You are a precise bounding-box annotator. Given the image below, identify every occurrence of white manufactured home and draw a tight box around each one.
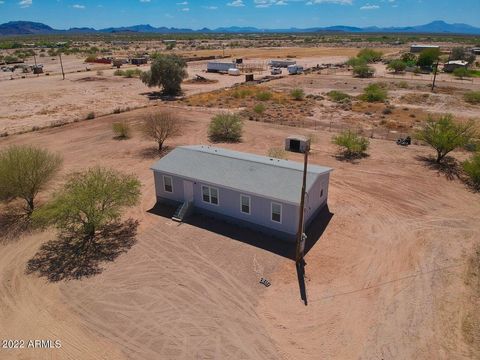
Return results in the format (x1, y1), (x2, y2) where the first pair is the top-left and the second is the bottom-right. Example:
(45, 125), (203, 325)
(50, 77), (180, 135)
(151, 145), (332, 241)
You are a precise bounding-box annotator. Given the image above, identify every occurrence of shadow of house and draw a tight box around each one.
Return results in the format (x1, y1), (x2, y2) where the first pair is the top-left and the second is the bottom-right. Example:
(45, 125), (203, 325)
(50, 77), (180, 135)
(148, 203), (333, 261)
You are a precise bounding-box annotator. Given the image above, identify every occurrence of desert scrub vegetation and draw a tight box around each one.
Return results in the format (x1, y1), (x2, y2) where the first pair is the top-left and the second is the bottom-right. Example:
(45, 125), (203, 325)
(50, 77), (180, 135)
(290, 88), (305, 101)
(357, 48), (383, 63)
(143, 111), (181, 151)
(360, 83), (388, 102)
(112, 121), (131, 140)
(386, 59), (407, 73)
(327, 90), (351, 103)
(353, 64), (375, 78)
(114, 68), (143, 78)
(332, 130), (369, 159)
(464, 91), (480, 105)
(86, 112), (95, 120)
(463, 152), (480, 189)
(256, 90), (273, 101)
(208, 113), (243, 143)
(0, 145), (62, 215)
(253, 103), (266, 115)
(415, 114), (477, 163)
(267, 147), (288, 159)
(141, 54), (187, 95)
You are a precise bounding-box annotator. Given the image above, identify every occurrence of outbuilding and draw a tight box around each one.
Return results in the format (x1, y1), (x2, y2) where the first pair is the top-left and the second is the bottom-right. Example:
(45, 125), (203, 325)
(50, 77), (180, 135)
(410, 44), (440, 53)
(151, 145), (332, 241)
(443, 60), (468, 73)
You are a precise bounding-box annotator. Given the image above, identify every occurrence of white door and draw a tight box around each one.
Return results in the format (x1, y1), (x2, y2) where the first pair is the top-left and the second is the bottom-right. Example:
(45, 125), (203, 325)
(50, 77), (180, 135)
(183, 180), (194, 202)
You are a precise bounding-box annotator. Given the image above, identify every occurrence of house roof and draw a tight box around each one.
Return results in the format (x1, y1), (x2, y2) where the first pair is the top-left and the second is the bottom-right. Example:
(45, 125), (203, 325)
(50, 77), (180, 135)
(151, 145), (332, 205)
(445, 60), (468, 66)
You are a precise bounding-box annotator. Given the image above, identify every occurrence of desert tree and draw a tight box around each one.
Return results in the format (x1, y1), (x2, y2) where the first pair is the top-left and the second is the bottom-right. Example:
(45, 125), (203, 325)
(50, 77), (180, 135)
(387, 59), (407, 73)
(332, 130), (369, 158)
(140, 54), (188, 95)
(34, 167), (141, 240)
(142, 111), (181, 151)
(208, 113), (243, 143)
(0, 145), (62, 215)
(357, 48), (383, 63)
(415, 115), (477, 163)
(352, 64), (375, 78)
(417, 48), (440, 68)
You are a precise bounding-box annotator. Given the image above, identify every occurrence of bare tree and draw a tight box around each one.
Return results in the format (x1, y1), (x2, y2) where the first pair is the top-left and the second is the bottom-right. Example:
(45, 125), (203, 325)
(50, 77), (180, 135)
(142, 111), (181, 151)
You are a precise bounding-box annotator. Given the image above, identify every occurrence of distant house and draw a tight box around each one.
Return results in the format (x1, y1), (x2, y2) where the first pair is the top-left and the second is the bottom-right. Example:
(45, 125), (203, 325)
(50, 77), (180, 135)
(410, 44), (440, 53)
(471, 48), (480, 55)
(444, 60), (468, 73)
(151, 145), (332, 241)
(131, 57), (148, 65)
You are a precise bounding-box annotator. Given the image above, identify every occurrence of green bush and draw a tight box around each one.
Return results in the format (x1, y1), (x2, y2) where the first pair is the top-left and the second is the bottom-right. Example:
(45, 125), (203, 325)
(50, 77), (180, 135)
(327, 90), (350, 102)
(253, 103), (266, 114)
(208, 113), (243, 143)
(353, 64), (375, 78)
(464, 91), (480, 104)
(357, 48), (383, 63)
(112, 121), (131, 139)
(346, 57), (367, 67)
(453, 67), (471, 79)
(332, 130), (369, 158)
(232, 88), (253, 99)
(360, 83), (388, 102)
(387, 59), (407, 73)
(114, 69), (124, 76)
(290, 88), (305, 101)
(463, 152), (480, 189)
(417, 48), (440, 68)
(86, 112), (95, 120)
(256, 91), (273, 101)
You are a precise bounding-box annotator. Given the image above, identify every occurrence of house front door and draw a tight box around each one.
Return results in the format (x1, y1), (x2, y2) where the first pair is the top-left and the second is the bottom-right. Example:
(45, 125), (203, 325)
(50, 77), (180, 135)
(183, 180), (194, 202)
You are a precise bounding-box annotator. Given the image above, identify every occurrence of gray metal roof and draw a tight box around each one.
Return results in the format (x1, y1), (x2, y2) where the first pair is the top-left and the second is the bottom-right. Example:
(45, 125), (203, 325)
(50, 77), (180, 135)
(150, 145), (332, 204)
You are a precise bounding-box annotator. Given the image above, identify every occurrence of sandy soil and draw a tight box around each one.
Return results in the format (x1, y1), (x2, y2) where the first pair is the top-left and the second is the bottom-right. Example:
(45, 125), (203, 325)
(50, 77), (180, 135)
(0, 104), (479, 359)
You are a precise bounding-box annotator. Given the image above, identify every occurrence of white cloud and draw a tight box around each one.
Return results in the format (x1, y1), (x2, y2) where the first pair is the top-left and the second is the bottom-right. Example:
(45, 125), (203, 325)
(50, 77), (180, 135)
(139, 0), (151, 2)
(181, 7), (189, 11)
(306, 0), (352, 4)
(255, 0), (288, 7)
(0, 1), (5, 4)
(203, 5), (218, 9)
(360, 3), (379, 9)
(72, 4), (85, 9)
(227, 0), (245, 6)
(176, 1), (188, 4)
(19, 0), (32, 8)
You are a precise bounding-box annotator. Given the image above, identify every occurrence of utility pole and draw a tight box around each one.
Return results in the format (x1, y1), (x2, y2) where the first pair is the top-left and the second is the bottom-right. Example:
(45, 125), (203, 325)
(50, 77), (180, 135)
(33, 52), (38, 77)
(295, 144), (309, 263)
(59, 51), (65, 80)
(431, 59), (439, 92)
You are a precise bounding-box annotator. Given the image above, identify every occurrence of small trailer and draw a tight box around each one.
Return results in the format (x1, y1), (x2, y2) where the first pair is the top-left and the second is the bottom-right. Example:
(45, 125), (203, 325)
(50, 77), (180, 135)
(207, 62), (237, 73)
(131, 57), (148, 66)
(228, 68), (241, 76)
(288, 64), (304, 75)
(269, 60), (296, 68)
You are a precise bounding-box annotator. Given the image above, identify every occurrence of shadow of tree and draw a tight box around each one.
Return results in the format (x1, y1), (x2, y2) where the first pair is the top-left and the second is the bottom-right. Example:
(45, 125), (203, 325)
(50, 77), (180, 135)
(26, 219), (139, 282)
(333, 152), (370, 164)
(415, 155), (462, 180)
(0, 207), (32, 243)
(140, 91), (182, 101)
(138, 146), (172, 160)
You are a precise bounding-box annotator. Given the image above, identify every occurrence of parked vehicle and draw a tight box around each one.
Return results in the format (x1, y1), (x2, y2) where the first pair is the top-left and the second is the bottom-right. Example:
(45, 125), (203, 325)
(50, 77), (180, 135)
(288, 65), (304, 75)
(396, 136), (411, 146)
(271, 67), (282, 75)
(207, 62), (237, 73)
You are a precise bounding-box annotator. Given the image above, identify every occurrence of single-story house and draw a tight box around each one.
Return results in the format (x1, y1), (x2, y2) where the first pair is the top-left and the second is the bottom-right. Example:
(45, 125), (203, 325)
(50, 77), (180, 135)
(151, 145), (332, 241)
(444, 60), (469, 73)
(410, 44), (440, 53)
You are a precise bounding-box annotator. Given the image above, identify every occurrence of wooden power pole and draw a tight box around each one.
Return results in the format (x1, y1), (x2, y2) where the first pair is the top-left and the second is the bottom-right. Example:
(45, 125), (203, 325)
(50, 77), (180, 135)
(295, 145), (309, 263)
(59, 52), (65, 80)
(431, 59), (439, 92)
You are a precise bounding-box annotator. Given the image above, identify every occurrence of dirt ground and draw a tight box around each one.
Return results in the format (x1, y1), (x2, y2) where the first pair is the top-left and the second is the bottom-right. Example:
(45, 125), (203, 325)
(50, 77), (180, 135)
(0, 104), (479, 359)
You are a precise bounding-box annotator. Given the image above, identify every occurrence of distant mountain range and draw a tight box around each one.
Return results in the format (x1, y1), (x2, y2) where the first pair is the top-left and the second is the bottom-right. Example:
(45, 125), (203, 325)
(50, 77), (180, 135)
(1, 20), (480, 36)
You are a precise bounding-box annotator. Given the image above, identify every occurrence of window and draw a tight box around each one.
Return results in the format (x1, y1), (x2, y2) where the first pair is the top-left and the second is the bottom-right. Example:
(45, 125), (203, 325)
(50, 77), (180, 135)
(202, 185), (219, 205)
(163, 175), (173, 193)
(271, 202), (282, 223)
(240, 195), (251, 214)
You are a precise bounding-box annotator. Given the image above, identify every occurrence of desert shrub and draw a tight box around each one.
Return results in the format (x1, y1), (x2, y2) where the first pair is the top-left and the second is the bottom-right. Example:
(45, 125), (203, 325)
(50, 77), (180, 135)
(253, 103), (266, 114)
(397, 81), (409, 89)
(290, 88), (305, 101)
(464, 91), (480, 104)
(327, 90), (350, 102)
(232, 88), (253, 99)
(360, 83), (388, 102)
(387, 59), (407, 73)
(112, 121), (131, 139)
(143, 111), (181, 151)
(85, 54), (97, 63)
(357, 48), (383, 63)
(382, 106), (393, 115)
(417, 48), (440, 68)
(332, 130), (369, 158)
(0, 146), (62, 214)
(114, 69), (124, 76)
(124, 69), (142, 78)
(453, 67), (471, 79)
(86, 112), (95, 120)
(346, 57), (367, 67)
(256, 91), (273, 101)
(208, 113), (243, 143)
(401, 52), (417, 64)
(353, 64), (375, 78)
(141, 54), (187, 95)
(33, 167), (140, 239)
(415, 114), (477, 163)
(463, 153), (480, 189)
(267, 147), (288, 159)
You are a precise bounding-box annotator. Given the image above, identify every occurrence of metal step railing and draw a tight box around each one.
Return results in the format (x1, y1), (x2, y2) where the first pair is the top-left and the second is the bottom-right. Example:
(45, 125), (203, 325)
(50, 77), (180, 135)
(172, 201), (193, 222)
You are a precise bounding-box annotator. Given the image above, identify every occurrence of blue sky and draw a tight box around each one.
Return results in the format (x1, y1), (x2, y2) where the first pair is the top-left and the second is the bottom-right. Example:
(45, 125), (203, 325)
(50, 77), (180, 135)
(0, 0), (479, 29)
